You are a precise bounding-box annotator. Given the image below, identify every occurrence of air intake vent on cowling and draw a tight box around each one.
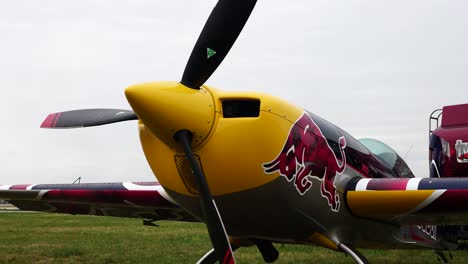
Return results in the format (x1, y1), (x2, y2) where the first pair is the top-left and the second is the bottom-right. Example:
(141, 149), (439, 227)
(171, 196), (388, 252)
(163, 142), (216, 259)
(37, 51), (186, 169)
(222, 99), (260, 118)
(174, 155), (202, 195)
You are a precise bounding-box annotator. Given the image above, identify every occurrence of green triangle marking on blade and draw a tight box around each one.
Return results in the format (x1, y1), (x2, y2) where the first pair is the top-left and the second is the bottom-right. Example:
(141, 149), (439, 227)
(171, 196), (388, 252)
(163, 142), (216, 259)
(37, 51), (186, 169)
(207, 48), (217, 59)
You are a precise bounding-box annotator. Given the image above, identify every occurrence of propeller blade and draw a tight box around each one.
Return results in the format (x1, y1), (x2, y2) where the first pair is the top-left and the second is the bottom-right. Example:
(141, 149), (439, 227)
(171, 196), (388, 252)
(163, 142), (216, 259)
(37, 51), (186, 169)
(40, 109), (138, 129)
(181, 0), (257, 89)
(175, 130), (235, 264)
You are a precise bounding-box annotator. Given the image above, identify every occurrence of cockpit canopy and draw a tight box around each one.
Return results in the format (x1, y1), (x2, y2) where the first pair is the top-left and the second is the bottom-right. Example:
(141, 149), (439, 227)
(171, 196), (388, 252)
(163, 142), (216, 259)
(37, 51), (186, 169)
(358, 138), (414, 178)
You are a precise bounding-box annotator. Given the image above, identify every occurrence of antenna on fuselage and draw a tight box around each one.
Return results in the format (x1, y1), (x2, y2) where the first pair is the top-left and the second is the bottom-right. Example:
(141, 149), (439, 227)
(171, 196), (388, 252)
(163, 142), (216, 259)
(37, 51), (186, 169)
(72, 177), (81, 184)
(403, 145), (413, 160)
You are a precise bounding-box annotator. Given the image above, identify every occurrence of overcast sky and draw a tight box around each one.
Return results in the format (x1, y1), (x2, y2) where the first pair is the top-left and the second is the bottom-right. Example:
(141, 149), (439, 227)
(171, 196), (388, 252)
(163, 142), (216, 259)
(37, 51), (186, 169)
(1, 0), (467, 184)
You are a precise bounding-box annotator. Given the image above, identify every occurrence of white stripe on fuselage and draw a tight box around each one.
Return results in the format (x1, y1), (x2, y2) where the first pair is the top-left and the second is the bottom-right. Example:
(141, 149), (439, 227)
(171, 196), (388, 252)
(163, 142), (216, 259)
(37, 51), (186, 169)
(122, 182), (159, 190)
(355, 179), (371, 191)
(122, 182), (179, 206)
(26, 185), (37, 190)
(406, 178), (422, 190)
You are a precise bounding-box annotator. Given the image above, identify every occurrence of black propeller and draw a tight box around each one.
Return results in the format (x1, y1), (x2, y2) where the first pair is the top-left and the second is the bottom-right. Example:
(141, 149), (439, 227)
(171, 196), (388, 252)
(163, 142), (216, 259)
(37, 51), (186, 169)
(181, 0), (257, 89)
(40, 109), (137, 129)
(175, 130), (234, 264)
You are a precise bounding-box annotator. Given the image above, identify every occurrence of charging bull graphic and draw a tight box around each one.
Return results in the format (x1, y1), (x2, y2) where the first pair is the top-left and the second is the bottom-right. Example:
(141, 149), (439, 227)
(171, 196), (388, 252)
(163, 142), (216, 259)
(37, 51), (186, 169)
(263, 112), (346, 212)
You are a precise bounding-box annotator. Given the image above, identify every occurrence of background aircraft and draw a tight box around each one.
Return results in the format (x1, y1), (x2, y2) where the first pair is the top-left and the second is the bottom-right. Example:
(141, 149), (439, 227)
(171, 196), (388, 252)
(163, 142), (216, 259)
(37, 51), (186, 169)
(0, 0), (463, 262)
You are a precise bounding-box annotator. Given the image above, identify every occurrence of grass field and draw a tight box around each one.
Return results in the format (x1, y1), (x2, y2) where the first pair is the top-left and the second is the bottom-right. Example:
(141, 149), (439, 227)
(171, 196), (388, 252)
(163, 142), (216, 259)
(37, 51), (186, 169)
(0, 213), (467, 263)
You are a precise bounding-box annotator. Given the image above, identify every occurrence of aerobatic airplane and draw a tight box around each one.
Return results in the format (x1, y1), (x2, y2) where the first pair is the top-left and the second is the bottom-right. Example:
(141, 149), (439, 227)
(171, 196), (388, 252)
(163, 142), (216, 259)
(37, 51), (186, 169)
(2, 1), (468, 263)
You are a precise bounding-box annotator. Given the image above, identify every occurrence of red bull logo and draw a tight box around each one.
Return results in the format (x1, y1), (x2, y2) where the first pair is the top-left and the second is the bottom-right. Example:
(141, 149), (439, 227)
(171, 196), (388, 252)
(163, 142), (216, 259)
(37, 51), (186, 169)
(263, 112), (346, 212)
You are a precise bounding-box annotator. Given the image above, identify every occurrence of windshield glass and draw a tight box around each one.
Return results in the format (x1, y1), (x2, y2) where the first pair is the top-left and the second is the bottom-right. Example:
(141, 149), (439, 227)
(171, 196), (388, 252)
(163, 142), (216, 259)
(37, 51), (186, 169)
(358, 138), (398, 168)
(358, 138), (414, 177)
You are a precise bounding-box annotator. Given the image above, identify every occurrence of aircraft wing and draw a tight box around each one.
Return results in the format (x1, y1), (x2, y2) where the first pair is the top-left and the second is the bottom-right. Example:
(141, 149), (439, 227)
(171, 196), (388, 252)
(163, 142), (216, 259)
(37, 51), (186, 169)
(0, 182), (198, 223)
(345, 177), (468, 225)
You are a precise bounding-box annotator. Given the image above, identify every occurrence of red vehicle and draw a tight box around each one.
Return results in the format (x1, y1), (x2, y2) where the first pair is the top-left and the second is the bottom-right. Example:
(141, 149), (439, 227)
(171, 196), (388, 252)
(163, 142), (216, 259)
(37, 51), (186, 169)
(430, 103), (468, 179)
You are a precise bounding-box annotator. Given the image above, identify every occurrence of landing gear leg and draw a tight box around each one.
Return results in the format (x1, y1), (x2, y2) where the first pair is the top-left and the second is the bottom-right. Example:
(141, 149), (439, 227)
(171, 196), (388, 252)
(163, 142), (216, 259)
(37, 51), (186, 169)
(197, 239), (279, 263)
(252, 239), (279, 263)
(435, 249), (452, 264)
(338, 243), (368, 264)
